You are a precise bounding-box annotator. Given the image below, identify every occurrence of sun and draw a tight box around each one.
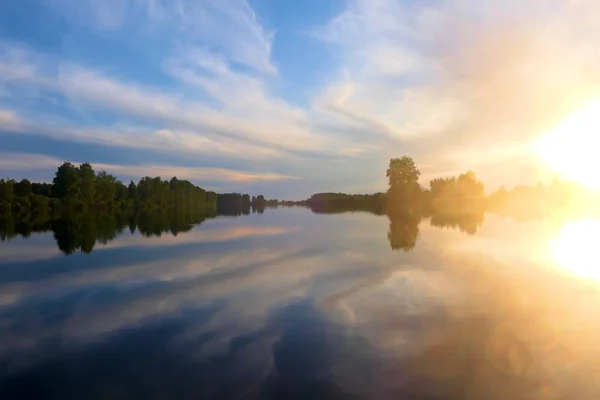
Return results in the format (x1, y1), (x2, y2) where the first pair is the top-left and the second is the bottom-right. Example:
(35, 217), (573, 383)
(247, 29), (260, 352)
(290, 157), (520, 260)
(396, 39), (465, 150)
(550, 219), (600, 281)
(534, 99), (600, 189)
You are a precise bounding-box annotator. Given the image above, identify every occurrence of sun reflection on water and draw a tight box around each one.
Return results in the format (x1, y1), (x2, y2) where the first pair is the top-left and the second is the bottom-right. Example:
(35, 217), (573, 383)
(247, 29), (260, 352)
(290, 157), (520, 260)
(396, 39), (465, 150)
(550, 218), (600, 281)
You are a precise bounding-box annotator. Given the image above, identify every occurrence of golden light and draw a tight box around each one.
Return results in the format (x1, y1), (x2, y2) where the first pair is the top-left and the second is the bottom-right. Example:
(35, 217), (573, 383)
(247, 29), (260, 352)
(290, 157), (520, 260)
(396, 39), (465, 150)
(534, 100), (600, 189)
(550, 218), (600, 281)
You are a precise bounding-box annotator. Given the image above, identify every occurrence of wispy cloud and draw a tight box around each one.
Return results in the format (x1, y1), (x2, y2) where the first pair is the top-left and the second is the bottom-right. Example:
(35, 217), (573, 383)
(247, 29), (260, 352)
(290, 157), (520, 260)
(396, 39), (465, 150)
(0, 108), (21, 131)
(4, 0), (600, 194)
(0, 152), (300, 183)
(312, 0), (600, 187)
(57, 64), (326, 154)
(52, 0), (276, 74)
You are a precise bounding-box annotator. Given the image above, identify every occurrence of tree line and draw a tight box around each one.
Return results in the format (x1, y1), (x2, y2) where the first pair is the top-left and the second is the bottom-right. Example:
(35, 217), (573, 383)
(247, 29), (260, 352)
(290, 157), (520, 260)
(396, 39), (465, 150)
(296, 155), (587, 251)
(290, 156), (486, 217)
(299, 155), (583, 220)
(0, 162), (277, 217)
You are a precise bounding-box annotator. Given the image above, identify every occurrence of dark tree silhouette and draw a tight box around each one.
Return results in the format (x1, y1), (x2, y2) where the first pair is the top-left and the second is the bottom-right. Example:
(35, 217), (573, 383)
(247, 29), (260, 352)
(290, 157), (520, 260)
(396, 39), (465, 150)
(14, 179), (32, 198)
(79, 163), (96, 204)
(386, 156), (422, 209)
(52, 162), (81, 202)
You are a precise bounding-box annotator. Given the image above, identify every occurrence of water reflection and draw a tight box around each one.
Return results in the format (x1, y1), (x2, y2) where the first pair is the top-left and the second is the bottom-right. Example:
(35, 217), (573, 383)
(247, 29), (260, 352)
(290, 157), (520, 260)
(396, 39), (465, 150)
(1, 205), (489, 256)
(550, 218), (600, 280)
(2, 207), (600, 399)
(1, 209), (217, 255)
(387, 207), (485, 252)
(387, 209), (421, 252)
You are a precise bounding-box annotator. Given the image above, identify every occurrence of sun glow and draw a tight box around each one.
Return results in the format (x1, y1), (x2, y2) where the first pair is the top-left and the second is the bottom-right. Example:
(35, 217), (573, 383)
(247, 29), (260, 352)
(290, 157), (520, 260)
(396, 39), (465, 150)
(534, 100), (600, 189)
(550, 219), (600, 281)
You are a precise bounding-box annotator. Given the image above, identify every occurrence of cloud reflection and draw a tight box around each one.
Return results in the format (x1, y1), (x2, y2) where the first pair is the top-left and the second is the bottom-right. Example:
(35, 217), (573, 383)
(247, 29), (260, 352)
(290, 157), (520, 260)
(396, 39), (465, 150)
(2, 210), (600, 399)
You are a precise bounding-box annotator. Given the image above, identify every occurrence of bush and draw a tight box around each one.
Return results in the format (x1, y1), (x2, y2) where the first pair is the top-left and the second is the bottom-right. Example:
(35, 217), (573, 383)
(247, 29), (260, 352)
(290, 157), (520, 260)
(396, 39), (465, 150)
(50, 198), (63, 213)
(29, 194), (51, 214)
(12, 196), (32, 214)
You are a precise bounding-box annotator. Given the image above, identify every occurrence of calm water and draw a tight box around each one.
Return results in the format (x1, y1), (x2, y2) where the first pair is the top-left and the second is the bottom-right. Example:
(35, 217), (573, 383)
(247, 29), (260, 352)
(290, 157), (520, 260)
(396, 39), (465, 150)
(1, 207), (600, 399)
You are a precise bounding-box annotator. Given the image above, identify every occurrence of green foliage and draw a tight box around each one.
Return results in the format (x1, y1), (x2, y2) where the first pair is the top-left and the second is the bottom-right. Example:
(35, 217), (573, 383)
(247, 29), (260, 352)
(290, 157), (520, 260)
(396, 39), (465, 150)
(14, 179), (32, 197)
(32, 182), (52, 197)
(305, 192), (386, 214)
(49, 198), (63, 213)
(12, 196), (31, 215)
(206, 191), (218, 205)
(241, 194), (251, 208)
(115, 181), (129, 203)
(30, 194), (51, 214)
(128, 181), (139, 203)
(429, 171), (485, 212)
(52, 162), (81, 201)
(217, 193), (250, 215)
(2, 161), (220, 222)
(0, 179), (15, 207)
(386, 156), (422, 208)
(94, 170), (118, 205)
(79, 163), (96, 204)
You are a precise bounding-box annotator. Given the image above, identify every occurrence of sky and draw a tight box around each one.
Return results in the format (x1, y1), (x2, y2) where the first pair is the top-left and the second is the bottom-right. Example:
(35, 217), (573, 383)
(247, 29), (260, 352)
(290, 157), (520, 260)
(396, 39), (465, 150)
(1, 0), (600, 199)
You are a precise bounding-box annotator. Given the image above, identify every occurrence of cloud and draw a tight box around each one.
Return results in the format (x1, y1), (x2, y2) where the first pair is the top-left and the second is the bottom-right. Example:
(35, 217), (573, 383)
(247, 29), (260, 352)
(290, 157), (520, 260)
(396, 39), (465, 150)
(0, 47), (307, 162)
(0, 211), (417, 365)
(314, 0), (600, 187)
(0, 225), (299, 306)
(0, 152), (300, 183)
(56, 65), (346, 157)
(52, 0), (276, 74)
(169, 0), (277, 75)
(5, 0), (600, 194)
(0, 42), (369, 188)
(0, 108), (22, 131)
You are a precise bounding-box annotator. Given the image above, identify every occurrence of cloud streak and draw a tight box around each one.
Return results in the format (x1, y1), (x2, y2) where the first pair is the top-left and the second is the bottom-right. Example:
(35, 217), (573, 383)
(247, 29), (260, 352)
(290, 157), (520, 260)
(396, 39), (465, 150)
(314, 0), (600, 187)
(4, 1), (600, 195)
(0, 152), (299, 183)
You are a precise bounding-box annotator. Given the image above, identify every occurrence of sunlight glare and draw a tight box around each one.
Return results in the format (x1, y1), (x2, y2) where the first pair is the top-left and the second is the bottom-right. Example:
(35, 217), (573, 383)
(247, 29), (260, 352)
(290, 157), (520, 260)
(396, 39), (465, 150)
(534, 100), (600, 189)
(550, 219), (600, 281)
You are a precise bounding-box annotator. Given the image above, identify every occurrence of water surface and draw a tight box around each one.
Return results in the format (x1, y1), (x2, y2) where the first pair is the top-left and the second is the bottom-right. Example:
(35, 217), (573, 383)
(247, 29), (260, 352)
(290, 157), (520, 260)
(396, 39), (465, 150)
(1, 207), (600, 399)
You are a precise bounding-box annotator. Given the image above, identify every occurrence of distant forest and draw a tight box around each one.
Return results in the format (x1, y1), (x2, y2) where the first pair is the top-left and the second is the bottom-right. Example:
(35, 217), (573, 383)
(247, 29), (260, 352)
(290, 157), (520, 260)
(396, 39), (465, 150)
(1, 156), (592, 254)
(1, 157), (589, 220)
(0, 162), (278, 217)
(298, 156), (589, 219)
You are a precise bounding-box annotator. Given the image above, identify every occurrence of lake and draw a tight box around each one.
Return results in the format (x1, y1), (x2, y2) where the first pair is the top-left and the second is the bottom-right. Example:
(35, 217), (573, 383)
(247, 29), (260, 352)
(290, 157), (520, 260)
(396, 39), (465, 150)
(1, 207), (600, 399)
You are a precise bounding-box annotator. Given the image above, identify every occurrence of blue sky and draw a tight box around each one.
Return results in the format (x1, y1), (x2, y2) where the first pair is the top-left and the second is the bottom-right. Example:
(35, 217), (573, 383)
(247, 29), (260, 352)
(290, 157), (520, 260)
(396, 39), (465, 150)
(1, 0), (600, 198)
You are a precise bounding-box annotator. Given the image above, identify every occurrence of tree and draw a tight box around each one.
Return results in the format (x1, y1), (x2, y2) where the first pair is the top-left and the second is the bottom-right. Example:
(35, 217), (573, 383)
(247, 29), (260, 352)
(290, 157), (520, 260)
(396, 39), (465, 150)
(128, 181), (138, 204)
(386, 156), (421, 207)
(30, 194), (50, 214)
(79, 163), (96, 204)
(428, 171), (484, 210)
(52, 162), (81, 200)
(14, 179), (32, 197)
(0, 179), (15, 206)
(94, 171), (118, 204)
(457, 171), (484, 199)
(241, 194), (251, 207)
(32, 182), (52, 197)
(115, 181), (129, 204)
(12, 196), (31, 215)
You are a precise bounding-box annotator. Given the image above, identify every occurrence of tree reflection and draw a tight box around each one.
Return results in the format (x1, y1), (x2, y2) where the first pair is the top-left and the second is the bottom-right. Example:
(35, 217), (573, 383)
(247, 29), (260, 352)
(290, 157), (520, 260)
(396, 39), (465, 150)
(387, 208), (421, 252)
(429, 209), (485, 235)
(51, 212), (128, 254)
(1, 208), (219, 255)
(386, 204), (486, 251)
